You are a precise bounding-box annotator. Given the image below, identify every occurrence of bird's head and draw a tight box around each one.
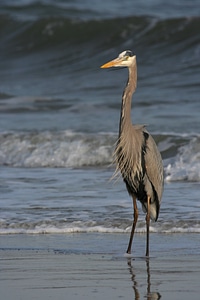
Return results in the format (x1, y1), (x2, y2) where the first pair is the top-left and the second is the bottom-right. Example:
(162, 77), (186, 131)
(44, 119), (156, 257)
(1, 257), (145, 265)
(100, 50), (136, 68)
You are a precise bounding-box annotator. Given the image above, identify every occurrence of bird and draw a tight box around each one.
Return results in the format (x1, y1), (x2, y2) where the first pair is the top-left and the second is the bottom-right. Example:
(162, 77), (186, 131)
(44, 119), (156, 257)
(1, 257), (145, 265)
(100, 50), (164, 256)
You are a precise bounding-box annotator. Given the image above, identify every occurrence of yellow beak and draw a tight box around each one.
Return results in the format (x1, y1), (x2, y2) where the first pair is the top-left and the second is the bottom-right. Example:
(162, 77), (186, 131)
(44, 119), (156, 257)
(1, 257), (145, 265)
(100, 58), (121, 68)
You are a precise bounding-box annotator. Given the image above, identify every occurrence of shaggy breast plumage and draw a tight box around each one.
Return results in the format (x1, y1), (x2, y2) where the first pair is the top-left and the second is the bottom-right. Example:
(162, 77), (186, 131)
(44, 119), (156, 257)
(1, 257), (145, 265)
(114, 126), (148, 197)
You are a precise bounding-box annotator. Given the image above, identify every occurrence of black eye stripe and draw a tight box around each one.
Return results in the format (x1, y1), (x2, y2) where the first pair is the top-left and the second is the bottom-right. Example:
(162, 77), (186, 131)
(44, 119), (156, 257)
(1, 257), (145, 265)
(118, 50), (135, 60)
(125, 50), (134, 57)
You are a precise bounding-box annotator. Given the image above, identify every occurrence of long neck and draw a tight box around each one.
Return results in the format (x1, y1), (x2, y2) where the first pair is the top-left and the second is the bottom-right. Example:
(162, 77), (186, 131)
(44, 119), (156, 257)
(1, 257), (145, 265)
(119, 60), (137, 135)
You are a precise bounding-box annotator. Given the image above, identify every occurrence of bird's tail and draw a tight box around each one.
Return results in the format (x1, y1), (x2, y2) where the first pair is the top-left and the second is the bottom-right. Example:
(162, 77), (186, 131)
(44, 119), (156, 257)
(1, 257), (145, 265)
(141, 199), (159, 222)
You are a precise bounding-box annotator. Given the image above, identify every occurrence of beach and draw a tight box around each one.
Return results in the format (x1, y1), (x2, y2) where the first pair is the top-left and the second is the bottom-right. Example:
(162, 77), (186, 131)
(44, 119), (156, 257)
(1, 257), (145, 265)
(0, 1), (200, 299)
(1, 233), (200, 300)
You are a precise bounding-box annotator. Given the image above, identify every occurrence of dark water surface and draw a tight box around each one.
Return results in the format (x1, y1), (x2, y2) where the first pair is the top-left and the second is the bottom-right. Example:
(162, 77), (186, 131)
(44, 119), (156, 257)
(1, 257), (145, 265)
(0, 0), (200, 235)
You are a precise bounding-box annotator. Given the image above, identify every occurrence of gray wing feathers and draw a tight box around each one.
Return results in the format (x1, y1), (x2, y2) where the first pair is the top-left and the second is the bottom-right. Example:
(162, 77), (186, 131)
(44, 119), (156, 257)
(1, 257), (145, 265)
(144, 133), (164, 203)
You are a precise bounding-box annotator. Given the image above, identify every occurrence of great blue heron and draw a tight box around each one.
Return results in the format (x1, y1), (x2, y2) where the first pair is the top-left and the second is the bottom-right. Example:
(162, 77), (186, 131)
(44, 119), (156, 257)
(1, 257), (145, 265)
(101, 50), (164, 256)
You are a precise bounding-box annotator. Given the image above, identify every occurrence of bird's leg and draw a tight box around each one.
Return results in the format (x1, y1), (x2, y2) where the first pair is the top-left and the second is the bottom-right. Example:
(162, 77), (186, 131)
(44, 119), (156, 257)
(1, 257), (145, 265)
(126, 196), (138, 254)
(145, 195), (151, 257)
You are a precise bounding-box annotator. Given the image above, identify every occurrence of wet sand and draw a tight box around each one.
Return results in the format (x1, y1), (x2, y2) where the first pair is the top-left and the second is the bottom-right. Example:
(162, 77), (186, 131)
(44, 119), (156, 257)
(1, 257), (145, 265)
(1, 233), (200, 300)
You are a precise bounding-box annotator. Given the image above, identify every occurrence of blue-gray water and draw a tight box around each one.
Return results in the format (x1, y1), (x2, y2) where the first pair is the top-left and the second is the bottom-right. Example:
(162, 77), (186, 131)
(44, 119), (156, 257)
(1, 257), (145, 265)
(0, 0), (200, 236)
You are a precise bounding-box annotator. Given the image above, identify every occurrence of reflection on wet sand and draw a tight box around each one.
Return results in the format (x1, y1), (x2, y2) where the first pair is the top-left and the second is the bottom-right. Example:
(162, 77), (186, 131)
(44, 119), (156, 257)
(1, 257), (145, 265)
(127, 258), (161, 300)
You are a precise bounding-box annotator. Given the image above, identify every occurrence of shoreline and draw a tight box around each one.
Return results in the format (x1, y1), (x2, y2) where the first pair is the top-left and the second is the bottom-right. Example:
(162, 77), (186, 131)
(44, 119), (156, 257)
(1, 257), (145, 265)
(1, 233), (200, 300)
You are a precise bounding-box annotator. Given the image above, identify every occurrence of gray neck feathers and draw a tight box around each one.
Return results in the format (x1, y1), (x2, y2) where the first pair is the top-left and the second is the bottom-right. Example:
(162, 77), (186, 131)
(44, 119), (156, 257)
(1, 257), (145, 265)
(119, 59), (137, 135)
(113, 59), (138, 179)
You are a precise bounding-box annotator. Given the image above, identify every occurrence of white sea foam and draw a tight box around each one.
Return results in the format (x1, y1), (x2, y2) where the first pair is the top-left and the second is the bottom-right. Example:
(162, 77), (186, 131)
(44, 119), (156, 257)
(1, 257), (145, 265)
(0, 222), (199, 235)
(0, 130), (115, 168)
(165, 136), (200, 181)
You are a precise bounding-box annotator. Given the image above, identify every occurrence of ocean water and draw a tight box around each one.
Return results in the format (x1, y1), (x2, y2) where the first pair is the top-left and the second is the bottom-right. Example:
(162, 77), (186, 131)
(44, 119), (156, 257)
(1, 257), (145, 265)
(0, 0), (200, 237)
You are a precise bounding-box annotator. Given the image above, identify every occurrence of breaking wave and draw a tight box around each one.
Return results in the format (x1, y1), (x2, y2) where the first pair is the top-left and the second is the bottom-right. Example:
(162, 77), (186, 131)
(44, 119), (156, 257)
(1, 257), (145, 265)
(0, 219), (199, 235)
(1, 130), (200, 182)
